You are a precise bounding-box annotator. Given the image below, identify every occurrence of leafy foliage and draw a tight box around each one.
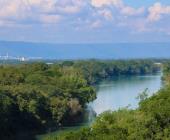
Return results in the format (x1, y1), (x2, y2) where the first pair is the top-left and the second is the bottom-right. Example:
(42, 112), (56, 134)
(0, 63), (96, 139)
(55, 62), (170, 140)
(0, 60), (161, 139)
(69, 60), (160, 84)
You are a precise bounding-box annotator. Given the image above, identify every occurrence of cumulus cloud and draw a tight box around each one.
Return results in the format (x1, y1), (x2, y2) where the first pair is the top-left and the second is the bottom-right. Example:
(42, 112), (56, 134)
(53, 0), (87, 14)
(91, 0), (144, 17)
(0, 0), (170, 37)
(91, 0), (123, 8)
(0, 0), (51, 25)
(0, 0), (145, 26)
(40, 15), (62, 24)
(120, 6), (145, 16)
(91, 20), (102, 28)
(98, 9), (113, 20)
(148, 2), (170, 22)
(0, 0), (23, 19)
(0, 0), (86, 25)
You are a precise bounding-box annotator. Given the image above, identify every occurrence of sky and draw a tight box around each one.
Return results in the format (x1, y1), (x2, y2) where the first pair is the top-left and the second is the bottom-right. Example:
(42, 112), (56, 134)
(0, 0), (170, 43)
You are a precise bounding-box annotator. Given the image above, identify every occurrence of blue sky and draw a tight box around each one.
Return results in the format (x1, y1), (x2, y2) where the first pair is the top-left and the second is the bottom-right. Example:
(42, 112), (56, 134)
(0, 0), (170, 43)
(124, 0), (170, 8)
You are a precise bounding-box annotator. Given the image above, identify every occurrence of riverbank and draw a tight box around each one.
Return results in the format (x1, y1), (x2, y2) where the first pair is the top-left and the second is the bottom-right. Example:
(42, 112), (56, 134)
(0, 60), (162, 140)
(37, 73), (162, 140)
(49, 62), (170, 140)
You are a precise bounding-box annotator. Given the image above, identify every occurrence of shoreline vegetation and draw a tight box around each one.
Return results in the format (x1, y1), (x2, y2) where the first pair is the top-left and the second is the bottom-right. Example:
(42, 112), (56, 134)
(0, 60), (163, 140)
(45, 61), (170, 140)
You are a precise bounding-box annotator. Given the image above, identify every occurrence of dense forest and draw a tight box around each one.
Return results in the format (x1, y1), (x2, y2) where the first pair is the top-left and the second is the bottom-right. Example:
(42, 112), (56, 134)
(62, 60), (161, 84)
(0, 63), (96, 140)
(0, 60), (161, 140)
(52, 62), (170, 140)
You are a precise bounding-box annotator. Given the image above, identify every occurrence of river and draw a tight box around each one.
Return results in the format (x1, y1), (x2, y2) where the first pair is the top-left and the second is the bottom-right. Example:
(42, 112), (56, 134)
(90, 73), (162, 115)
(37, 73), (162, 140)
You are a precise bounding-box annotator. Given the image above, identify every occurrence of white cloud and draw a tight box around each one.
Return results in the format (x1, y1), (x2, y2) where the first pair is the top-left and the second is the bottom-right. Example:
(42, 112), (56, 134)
(0, 0), (85, 25)
(0, 0), (169, 37)
(54, 0), (87, 14)
(91, 20), (102, 28)
(91, 0), (123, 8)
(91, 0), (145, 19)
(0, 0), (24, 19)
(56, 5), (80, 14)
(120, 6), (145, 16)
(98, 9), (113, 20)
(40, 15), (62, 24)
(148, 2), (170, 22)
(0, 0), (48, 24)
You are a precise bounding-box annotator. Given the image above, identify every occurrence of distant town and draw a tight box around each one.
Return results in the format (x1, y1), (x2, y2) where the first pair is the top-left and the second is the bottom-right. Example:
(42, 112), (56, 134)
(0, 53), (42, 61)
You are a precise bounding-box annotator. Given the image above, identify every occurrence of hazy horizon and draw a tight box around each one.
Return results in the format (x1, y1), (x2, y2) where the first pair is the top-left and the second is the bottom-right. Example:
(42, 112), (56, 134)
(0, 41), (170, 60)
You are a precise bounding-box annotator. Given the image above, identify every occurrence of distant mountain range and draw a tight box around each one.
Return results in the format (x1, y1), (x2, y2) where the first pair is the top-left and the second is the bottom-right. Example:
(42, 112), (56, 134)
(0, 41), (170, 60)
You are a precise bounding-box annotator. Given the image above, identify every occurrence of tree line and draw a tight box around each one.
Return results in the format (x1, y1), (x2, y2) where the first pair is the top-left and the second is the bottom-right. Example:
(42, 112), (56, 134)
(61, 59), (161, 84)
